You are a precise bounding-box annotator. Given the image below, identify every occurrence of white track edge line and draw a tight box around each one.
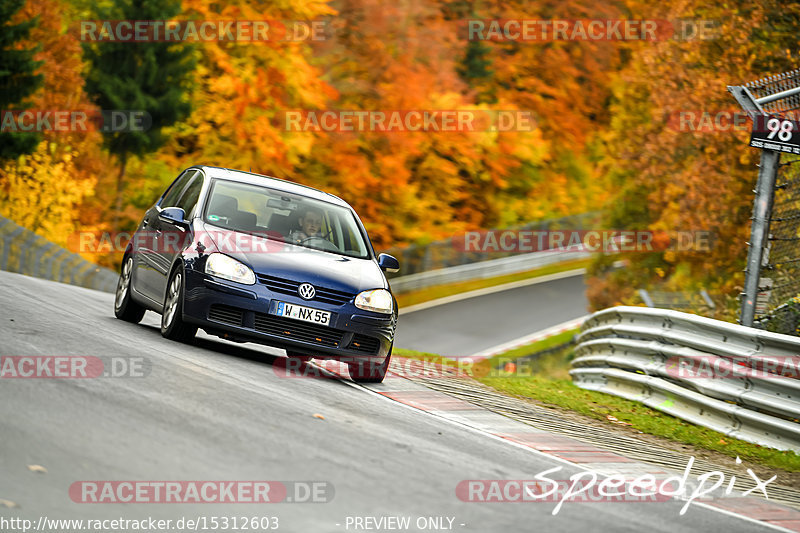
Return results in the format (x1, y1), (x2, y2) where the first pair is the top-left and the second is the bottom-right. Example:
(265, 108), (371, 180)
(326, 369), (796, 532)
(398, 268), (587, 315)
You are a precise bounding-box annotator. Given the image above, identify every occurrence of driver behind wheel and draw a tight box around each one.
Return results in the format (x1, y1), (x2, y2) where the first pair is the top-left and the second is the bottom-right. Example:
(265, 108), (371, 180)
(289, 207), (324, 243)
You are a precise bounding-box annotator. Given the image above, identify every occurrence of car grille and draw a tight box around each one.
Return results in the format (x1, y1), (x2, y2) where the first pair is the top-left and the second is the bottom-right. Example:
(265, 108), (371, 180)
(207, 304), (381, 354)
(253, 312), (343, 348)
(256, 274), (354, 306)
(208, 304), (245, 327)
(347, 333), (380, 355)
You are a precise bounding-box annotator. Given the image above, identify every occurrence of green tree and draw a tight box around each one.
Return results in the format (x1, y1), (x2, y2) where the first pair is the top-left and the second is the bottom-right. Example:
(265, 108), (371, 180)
(82, 0), (195, 230)
(457, 40), (495, 104)
(0, 0), (43, 159)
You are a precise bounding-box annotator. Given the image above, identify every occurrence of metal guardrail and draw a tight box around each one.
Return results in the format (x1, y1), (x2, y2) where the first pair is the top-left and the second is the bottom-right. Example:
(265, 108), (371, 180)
(570, 306), (800, 452)
(383, 211), (601, 278)
(0, 214), (118, 293)
(388, 248), (588, 293)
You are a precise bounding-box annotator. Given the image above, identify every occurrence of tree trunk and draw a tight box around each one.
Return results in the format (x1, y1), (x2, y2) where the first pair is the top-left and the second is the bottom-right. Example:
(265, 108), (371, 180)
(112, 153), (128, 232)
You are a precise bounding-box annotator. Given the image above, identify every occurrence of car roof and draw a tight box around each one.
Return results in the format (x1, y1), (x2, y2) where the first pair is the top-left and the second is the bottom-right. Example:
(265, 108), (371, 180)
(195, 165), (351, 208)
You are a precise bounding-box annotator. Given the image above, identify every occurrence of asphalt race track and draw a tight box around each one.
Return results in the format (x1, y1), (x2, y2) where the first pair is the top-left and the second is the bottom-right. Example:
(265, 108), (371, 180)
(393, 272), (589, 358)
(0, 270), (774, 532)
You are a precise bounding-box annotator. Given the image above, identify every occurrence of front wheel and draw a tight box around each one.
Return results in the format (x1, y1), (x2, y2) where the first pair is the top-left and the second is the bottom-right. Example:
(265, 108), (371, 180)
(348, 353), (391, 383)
(114, 256), (146, 323)
(161, 267), (197, 342)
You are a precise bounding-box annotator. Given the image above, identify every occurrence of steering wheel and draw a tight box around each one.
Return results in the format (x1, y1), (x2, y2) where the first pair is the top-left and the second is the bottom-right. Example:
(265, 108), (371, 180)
(300, 236), (339, 252)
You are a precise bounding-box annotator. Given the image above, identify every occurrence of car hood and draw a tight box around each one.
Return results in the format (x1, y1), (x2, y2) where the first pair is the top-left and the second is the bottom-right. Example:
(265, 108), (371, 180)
(198, 222), (387, 294)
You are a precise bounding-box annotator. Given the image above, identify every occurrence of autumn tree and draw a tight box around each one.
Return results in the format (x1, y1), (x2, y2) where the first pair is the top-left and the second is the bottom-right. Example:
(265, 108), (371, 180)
(158, 0), (336, 175)
(0, 0), (106, 249)
(293, 0), (552, 247)
(586, 0), (800, 316)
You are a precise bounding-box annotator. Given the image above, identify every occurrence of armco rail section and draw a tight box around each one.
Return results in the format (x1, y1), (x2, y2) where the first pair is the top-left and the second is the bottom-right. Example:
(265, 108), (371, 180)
(0, 214), (117, 293)
(389, 248), (588, 293)
(385, 211), (600, 293)
(570, 306), (800, 452)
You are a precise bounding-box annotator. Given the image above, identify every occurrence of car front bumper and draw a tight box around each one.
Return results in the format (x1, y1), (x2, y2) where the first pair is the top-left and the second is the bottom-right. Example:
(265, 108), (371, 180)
(181, 270), (395, 362)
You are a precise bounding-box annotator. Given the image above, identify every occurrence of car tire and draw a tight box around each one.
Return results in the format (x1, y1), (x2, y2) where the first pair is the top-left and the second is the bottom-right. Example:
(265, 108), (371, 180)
(114, 256), (146, 323)
(348, 352), (391, 383)
(161, 266), (197, 342)
(286, 350), (313, 363)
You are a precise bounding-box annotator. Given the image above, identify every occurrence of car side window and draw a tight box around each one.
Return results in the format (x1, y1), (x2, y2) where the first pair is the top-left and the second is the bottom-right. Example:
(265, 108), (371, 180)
(160, 169), (197, 208)
(175, 172), (204, 218)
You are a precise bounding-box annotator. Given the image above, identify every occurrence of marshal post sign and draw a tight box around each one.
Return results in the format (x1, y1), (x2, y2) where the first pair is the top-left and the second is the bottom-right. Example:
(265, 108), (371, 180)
(750, 114), (800, 154)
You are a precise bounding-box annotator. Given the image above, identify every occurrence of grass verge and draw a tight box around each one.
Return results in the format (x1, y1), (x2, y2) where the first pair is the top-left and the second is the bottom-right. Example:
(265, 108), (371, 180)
(393, 340), (800, 472)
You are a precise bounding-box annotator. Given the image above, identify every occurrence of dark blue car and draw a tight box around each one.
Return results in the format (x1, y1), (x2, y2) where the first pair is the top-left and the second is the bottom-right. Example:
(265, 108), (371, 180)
(114, 166), (400, 382)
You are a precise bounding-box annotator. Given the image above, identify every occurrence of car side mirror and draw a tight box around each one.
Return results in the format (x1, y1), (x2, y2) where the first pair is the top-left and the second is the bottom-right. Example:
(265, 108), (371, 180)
(159, 206), (188, 227)
(378, 253), (400, 273)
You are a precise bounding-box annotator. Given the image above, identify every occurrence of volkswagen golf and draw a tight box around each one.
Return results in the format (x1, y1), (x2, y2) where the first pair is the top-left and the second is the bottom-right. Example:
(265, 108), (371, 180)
(113, 165), (400, 383)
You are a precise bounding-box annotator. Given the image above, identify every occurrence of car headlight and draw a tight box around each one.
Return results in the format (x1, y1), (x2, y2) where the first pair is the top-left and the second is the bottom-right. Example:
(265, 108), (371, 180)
(205, 253), (255, 285)
(354, 289), (393, 314)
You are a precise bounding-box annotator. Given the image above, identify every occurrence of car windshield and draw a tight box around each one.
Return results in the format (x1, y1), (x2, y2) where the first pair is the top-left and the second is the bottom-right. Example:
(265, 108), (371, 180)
(203, 179), (371, 259)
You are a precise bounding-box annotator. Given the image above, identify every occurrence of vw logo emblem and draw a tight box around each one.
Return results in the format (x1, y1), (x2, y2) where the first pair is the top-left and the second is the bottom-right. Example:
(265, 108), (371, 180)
(298, 283), (316, 300)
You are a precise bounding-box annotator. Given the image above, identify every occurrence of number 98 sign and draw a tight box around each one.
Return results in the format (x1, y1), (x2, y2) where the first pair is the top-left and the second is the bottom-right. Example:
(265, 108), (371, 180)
(750, 115), (800, 154)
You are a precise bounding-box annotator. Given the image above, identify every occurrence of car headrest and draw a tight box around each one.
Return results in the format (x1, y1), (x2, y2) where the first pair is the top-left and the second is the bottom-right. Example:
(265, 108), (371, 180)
(232, 210), (257, 230)
(208, 194), (238, 216)
(268, 213), (294, 235)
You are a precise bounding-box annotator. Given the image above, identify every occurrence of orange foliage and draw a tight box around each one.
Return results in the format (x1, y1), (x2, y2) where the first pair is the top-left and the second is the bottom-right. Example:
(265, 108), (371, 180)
(0, 0), (108, 249)
(587, 0), (800, 314)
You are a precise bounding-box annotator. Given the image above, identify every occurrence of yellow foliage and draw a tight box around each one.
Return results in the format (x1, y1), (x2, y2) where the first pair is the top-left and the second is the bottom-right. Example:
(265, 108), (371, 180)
(0, 142), (95, 247)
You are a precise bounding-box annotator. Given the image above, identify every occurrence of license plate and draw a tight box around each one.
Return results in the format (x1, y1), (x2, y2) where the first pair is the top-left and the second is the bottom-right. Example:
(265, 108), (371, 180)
(274, 301), (331, 326)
